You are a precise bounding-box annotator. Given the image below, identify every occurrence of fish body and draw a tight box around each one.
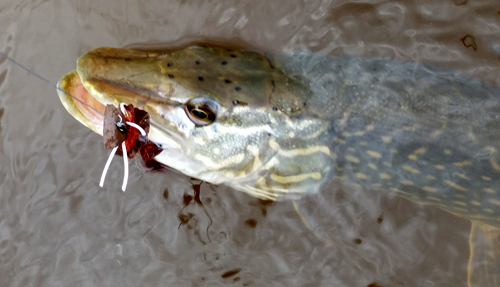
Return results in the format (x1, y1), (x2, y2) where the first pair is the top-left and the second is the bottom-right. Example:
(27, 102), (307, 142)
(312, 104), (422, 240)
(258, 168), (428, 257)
(58, 46), (500, 228)
(57, 45), (500, 285)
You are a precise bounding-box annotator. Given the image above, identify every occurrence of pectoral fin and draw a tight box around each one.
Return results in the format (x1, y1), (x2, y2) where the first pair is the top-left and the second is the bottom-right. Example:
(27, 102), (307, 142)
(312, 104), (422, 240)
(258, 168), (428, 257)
(468, 221), (500, 287)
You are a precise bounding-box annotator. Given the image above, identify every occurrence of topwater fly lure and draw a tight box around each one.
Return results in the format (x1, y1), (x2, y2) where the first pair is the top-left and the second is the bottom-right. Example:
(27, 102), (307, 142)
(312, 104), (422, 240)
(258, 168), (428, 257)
(0, 51), (163, 191)
(100, 102), (164, 191)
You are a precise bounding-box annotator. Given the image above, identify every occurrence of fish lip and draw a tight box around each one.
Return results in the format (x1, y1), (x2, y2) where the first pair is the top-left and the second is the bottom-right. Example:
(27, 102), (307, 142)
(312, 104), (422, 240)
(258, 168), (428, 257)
(57, 69), (183, 155)
(58, 48), (192, 160)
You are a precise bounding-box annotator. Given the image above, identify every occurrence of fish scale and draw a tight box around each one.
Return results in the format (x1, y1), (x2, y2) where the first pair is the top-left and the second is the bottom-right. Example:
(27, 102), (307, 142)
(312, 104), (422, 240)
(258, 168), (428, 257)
(57, 45), (500, 285)
(58, 46), (500, 216)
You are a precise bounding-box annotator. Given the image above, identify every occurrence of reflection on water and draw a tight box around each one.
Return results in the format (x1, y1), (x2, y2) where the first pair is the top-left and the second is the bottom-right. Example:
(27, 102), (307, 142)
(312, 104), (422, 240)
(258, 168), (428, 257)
(0, 0), (499, 286)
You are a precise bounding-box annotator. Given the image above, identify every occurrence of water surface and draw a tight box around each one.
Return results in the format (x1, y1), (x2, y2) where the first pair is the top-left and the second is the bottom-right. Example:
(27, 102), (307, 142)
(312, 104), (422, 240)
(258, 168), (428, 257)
(0, 0), (499, 286)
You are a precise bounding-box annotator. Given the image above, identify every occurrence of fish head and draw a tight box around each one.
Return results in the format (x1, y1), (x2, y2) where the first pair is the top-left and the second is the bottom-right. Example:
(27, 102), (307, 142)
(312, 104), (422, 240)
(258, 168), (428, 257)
(58, 46), (333, 200)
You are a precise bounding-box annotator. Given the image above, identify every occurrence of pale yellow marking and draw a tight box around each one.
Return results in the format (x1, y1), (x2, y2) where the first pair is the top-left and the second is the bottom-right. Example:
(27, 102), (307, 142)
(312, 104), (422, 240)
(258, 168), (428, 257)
(455, 173), (470, 180)
(248, 155), (264, 174)
(453, 201), (467, 207)
(482, 176), (492, 181)
(269, 139), (280, 150)
(470, 200), (481, 206)
(366, 124), (375, 131)
(380, 173), (391, 180)
(444, 149), (452, 155)
(403, 165), (420, 174)
(355, 173), (369, 180)
(194, 153), (245, 170)
(287, 131), (295, 138)
(427, 197), (441, 201)
(390, 188), (412, 196)
(484, 208), (494, 214)
(427, 175), (436, 180)
(366, 150), (382, 158)
(243, 145), (264, 174)
(381, 136), (392, 143)
(444, 180), (468, 191)
(488, 199), (500, 206)
(212, 147), (220, 155)
(371, 183), (382, 188)
(279, 145), (334, 158)
(390, 149), (398, 154)
(353, 130), (365, 136)
(422, 186), (437, 192)
(303, 129), (325, 139)
(408, 154), (418, 160)
(359, 141), (368, 146)
(270, 172), (322, 184)
(483, 188), (495, 194)
(453, 160), (472, 167)
(429, 129), (443, 138)
(467, 131), (477, 142)
(383, 162), (392, 167)
(244, 178), (277, 200)
(414, 147), (426, 155)
(334, 137), (346, 144)
(435, 165), (445, 170)
(292, 119), (319, 131)
(401, 180), (414, 186)
(345, 155), (360, 163)
(269, 139), (334, 159)
(490, 158), (500, 171)
(402, 126), (415, 131)
(336, 167), (343, 172)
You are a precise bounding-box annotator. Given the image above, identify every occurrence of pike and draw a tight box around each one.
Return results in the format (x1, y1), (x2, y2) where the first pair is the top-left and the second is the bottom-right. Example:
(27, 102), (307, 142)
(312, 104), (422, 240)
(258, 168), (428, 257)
(56, 46), (500, 286)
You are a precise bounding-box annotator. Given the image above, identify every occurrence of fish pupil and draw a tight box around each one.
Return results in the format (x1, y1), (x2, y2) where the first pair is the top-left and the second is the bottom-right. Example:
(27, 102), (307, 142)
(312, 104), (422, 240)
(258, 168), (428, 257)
(192, 109), (208, 119)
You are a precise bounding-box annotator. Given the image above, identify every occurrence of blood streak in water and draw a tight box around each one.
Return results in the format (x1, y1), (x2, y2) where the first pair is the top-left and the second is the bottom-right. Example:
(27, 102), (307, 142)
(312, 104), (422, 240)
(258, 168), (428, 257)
(100, 103), (164, 191)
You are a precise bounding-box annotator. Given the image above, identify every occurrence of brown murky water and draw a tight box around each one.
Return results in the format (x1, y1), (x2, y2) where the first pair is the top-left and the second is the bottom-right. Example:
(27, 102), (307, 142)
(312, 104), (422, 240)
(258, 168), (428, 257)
(0, 0), (499, 286)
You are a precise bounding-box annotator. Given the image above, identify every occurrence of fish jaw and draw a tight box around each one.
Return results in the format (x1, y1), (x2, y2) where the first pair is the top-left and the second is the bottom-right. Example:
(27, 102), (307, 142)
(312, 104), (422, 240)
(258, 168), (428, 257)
(56, 69), (199, 180)
(57, 70), (105, 135)
(58, 46), (335, 200)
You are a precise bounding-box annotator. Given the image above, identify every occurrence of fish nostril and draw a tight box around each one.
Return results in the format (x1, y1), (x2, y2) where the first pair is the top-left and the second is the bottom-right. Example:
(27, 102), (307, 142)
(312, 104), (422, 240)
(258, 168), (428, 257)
(224, 79), (232, 84)
(198, 76), (204, 81)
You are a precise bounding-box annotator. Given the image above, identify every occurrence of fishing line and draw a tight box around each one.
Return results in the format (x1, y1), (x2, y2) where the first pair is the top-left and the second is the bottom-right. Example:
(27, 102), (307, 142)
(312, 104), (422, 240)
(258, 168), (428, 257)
(0, 51), (118, 126)
(0, 51), (148, 192)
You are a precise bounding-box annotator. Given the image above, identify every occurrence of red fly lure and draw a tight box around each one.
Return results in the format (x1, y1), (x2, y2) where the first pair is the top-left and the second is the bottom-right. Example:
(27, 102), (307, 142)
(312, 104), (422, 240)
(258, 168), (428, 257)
(100, 103), (164, 191)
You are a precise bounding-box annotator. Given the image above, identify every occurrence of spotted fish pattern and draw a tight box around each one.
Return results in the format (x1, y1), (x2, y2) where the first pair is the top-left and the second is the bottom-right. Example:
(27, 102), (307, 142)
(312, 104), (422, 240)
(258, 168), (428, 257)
(58, 46), (500, 228)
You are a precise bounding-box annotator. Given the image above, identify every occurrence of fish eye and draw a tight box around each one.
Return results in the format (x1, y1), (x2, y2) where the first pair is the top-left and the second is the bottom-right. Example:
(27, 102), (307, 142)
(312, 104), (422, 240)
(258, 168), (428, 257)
(184, 97), (219, 126)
